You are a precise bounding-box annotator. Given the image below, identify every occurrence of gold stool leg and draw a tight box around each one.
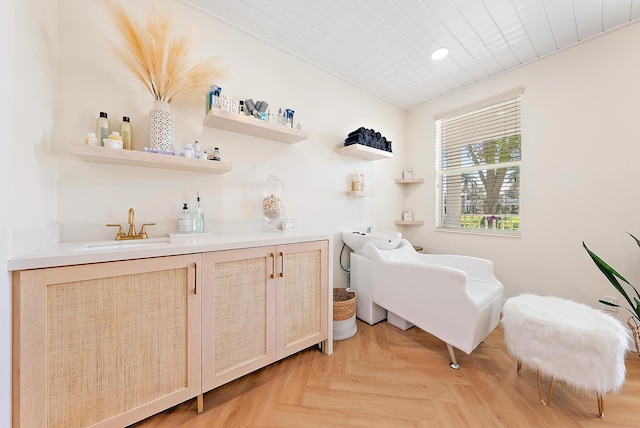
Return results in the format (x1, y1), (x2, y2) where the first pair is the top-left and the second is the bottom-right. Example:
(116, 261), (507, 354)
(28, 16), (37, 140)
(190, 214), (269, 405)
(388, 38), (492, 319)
(537, 370), (555, 406)
(597, 393), (604, 417)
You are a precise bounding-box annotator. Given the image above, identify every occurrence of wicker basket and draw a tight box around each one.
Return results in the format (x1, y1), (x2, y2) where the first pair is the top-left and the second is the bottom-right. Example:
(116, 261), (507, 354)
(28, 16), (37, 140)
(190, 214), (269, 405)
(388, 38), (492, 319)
(333, 288), (357, 321)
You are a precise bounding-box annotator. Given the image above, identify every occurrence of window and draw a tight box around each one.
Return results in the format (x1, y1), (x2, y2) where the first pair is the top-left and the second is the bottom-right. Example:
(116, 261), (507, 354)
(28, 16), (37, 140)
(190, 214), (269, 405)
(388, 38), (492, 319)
(435, 88), (522, 236)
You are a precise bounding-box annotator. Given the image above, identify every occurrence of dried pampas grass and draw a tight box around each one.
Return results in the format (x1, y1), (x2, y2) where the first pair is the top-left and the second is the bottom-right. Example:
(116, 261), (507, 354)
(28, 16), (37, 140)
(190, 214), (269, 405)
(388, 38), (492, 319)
(106, 0), (225, 103)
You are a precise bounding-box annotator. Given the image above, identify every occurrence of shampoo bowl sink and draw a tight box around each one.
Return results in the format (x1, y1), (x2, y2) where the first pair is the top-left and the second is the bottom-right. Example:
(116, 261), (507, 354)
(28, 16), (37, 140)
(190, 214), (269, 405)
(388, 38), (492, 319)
(342, 230), (402, 254)
(75, 238), (172, 252)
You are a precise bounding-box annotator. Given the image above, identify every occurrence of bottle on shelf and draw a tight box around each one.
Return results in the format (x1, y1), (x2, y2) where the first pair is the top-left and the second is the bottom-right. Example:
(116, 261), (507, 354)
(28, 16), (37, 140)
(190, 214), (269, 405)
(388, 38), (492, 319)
(285, 109), (294, 128)
(97, 112), (110, 146)
(178, 203), (192, 233)
(193, 193), (205, 233)
(120, 116), (132, 150)
(206, 85), (215, 113)
(213, 86), (222, 109)
(352, 170), (364, 191)
(108, 131), (122, 141)
(211, 147), (221, 161)
(84, 132), (98, 146)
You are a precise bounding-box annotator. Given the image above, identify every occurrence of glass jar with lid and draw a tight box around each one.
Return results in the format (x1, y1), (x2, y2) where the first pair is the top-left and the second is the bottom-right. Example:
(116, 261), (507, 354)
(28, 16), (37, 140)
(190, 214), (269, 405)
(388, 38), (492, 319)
(262, 170), (284, 232)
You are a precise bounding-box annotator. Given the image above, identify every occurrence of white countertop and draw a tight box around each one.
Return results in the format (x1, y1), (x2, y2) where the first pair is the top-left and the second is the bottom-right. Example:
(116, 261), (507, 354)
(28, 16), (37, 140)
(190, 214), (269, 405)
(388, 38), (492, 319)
(8, 231), (333, 271)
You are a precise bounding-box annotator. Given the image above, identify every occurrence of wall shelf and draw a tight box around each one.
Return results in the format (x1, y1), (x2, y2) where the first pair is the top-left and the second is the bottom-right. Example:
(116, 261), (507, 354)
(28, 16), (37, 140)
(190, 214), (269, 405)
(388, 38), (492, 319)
(203, 107), (309, 144)
(337, 144), (393, 160)
(346, 191), (371, 197)
(68, 144), (232, 174)
(395, 220), (424, 226)
(396, 178), (424, 184)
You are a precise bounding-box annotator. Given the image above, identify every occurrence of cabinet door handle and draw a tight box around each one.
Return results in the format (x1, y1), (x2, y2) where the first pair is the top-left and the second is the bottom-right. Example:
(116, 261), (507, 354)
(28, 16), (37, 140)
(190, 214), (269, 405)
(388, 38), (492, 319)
(270, 252), (275, 279)
(279, 251), (284, 278)
(194, 263), (198, 295)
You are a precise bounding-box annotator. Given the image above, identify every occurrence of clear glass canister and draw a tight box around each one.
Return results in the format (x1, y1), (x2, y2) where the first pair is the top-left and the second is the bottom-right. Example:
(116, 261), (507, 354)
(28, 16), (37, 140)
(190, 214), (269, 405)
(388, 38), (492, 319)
(262, 170), (284, 231)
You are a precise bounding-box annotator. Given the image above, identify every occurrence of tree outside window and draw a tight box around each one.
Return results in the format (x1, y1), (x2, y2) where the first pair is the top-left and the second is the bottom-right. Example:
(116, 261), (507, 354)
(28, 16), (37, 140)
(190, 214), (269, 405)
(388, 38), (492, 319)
(435, 91), (522, 235)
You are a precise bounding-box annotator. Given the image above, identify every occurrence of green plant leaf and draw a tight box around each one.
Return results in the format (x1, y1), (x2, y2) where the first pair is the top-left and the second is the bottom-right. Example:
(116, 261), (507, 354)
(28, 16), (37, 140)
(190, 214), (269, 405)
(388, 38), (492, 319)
(626, 233), (640, 304)
(628, 232), (640, 248)
(583, 241), (637, 312)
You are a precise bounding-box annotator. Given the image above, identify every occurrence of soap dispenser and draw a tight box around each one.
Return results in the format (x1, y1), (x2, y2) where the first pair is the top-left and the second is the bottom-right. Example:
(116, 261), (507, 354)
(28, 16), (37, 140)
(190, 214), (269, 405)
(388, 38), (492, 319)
(178, 203), (192, 233)
(193, 193), (205, 233)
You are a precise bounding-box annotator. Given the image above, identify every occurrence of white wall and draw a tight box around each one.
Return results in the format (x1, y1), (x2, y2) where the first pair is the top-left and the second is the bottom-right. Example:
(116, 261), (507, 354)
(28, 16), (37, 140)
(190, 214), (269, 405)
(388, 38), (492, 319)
(55, 0), (406, 279)
(1, 0), (59, 425)
(0, 0), (14, 424)
(405, 21), (640, 319)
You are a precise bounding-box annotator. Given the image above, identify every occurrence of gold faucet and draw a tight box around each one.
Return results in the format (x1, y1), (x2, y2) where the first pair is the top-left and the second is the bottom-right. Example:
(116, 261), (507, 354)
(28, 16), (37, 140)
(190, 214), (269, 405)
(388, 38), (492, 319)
(106, 208), (155, 240)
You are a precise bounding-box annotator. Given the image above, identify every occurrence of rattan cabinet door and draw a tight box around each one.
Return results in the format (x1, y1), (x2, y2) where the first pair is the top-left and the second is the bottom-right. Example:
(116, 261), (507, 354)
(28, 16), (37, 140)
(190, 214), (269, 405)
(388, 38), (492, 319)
(201, 247), (277, 392)
(275, 240), (329, 360)
(12, 254), (202, 428)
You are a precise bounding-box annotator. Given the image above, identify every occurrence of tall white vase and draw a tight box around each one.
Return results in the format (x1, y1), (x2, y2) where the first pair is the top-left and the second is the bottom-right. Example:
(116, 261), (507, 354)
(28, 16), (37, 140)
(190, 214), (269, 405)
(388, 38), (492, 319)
(149, 99), (174, 151)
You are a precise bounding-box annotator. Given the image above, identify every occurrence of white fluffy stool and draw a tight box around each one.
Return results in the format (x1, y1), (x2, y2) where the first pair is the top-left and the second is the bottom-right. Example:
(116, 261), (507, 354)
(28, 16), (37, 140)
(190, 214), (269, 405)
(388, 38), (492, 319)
(502, 294), (629, 417)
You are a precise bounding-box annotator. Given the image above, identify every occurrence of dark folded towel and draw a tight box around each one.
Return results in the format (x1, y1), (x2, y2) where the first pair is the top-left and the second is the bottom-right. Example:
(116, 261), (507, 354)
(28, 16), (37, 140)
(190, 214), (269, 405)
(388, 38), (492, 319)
(343, 126), (392, 153)
(344, 133), (370, 146)
(347, 127), (366, 138)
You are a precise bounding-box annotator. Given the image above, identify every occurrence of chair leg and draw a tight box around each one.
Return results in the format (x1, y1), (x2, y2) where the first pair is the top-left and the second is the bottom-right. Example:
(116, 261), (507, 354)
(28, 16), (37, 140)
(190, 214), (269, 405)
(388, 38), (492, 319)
(597, 393), (604, 417)
(517, 360), (522, 374)
(537, 370), (555, 406)
(446, 343), (460, 370)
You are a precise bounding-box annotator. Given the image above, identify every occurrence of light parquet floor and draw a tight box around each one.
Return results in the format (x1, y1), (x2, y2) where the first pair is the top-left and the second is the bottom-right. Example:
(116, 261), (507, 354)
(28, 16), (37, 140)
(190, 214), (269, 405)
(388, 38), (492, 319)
(131, 320), (640, 427)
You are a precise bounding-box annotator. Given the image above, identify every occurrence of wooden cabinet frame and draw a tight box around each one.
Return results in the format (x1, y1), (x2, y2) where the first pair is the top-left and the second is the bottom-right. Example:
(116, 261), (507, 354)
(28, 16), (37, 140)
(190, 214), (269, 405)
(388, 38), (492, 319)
(201, 241), (328, 393)
(12, 254), (201, 428)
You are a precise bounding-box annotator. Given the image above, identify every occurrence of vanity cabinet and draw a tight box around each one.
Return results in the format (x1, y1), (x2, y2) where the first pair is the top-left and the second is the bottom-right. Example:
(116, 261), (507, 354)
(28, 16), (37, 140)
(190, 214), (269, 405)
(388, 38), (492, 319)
(201, 240), (329, 392)
(12, 254), (202, 428)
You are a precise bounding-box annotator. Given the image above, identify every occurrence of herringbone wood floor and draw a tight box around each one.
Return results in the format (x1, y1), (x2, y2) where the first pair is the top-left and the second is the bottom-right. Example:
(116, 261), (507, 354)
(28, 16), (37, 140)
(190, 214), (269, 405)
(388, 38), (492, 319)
(132, 320), (640, 427)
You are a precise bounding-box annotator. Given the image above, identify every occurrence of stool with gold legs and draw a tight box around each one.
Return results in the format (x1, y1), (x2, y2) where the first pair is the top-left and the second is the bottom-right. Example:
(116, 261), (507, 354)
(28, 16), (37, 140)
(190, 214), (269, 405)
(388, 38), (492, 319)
(503, 295), (627, 419)
(516, 359), (605, 417)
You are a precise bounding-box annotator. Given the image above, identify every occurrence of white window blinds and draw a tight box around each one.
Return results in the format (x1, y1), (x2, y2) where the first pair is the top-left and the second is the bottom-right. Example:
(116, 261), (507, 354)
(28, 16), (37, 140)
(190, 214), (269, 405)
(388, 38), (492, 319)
(435, 90), (522, 235)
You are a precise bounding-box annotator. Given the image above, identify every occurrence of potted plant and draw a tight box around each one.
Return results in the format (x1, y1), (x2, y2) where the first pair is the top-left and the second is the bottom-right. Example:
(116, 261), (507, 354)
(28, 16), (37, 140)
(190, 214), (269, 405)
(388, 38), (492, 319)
(106, 0), (225, 151)
(583, 233), (640, 355)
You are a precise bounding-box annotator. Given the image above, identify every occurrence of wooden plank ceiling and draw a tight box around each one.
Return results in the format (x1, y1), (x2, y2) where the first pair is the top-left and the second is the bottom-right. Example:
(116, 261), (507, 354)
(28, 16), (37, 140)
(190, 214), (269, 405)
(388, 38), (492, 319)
(181, 0), (640, 110)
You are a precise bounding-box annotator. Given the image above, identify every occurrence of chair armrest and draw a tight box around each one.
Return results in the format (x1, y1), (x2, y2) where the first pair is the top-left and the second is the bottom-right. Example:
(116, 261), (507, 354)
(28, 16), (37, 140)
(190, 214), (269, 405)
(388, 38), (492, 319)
(419, 254), (497, 283)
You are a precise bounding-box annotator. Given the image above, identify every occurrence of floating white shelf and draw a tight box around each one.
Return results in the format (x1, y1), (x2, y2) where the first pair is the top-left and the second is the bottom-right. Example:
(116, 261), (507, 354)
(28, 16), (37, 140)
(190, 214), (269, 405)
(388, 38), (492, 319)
(203, 107), (309, 144)
(337, 144), (393, 160)
(395, 220), (424, 226)
(346, 191), (371, 197)
(68, 144), (232, 174)
(395, 178), (425, 184)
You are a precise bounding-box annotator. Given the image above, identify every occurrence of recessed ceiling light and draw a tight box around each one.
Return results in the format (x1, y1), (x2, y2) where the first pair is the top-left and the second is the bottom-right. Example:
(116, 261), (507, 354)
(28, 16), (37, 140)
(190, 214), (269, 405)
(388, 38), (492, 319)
(431, 47), (449, 60)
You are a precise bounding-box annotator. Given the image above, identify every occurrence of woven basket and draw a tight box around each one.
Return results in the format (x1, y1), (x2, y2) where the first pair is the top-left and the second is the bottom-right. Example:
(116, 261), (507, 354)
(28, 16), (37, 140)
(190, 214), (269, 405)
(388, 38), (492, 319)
(333, 288), (357, 321)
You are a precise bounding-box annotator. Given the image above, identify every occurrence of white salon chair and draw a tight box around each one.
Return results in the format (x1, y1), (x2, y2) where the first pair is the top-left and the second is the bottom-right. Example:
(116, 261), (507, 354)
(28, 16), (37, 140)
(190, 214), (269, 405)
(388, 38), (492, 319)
(362, 239), (504, 369)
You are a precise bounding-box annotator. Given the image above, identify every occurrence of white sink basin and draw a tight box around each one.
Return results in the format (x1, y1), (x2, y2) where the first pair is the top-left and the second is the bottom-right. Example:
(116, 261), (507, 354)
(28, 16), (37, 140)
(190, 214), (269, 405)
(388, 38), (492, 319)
(342, 230), (402, 254)
(75, 238), (172, 252)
